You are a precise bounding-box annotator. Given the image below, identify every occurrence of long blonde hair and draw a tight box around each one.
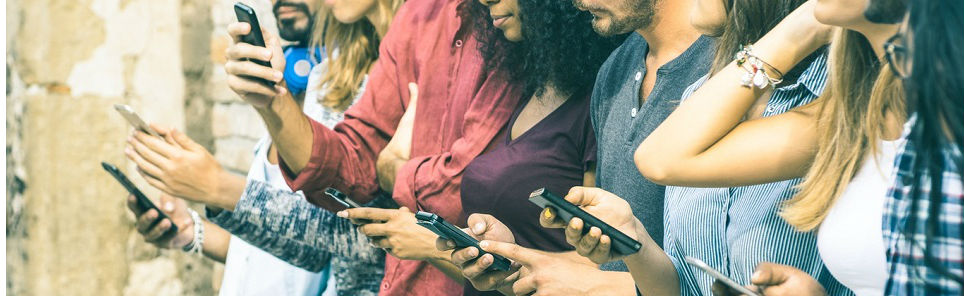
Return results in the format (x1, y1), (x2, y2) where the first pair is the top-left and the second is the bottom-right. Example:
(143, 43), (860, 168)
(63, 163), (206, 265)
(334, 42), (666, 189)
(781, 29), (906, 231)
(309, 0), (403, 111)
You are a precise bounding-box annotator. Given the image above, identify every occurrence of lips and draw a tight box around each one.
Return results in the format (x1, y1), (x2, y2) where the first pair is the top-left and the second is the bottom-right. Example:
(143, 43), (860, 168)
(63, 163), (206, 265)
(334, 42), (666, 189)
(492, 14), (511, 28)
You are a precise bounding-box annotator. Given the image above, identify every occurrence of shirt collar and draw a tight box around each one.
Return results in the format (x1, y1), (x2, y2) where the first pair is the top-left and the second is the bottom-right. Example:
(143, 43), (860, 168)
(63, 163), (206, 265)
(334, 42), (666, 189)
(787, 47), (830, 96)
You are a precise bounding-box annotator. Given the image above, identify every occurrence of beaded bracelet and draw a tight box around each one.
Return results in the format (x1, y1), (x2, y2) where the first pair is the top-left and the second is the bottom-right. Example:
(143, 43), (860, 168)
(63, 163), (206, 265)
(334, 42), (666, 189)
(182, 209), (204, 256)
(734, 45), (784, 89)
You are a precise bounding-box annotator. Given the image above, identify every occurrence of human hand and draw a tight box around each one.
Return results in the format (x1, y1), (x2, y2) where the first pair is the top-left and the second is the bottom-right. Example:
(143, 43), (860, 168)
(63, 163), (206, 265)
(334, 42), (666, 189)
(539, 186), (644, 264)
(125, 125), (228, 206)
(436, 213), (522, 291)
(480, 240), (630, 295)
(762, 1), (835, 63)
(224, 22), (287, 108)
(377, 83), (419, 192)
(127, 193), (194, 250)
(711, 262), (826, 296)
(339, 207), (447, 261)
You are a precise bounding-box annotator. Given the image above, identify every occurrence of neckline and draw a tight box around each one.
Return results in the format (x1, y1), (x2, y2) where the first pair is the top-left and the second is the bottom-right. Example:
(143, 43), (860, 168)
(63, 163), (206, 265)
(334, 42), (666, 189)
(505, 94), (582, 146)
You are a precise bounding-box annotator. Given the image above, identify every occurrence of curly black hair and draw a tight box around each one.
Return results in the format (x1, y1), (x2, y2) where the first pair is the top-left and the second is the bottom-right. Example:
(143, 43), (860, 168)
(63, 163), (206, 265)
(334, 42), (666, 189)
(459, 0), (626, 98)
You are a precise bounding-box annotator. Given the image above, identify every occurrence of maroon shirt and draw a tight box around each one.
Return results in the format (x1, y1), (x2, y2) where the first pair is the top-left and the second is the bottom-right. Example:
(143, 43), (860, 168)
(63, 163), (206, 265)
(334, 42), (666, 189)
(460, 93), (596, 295)
(280, 0), (524, 294)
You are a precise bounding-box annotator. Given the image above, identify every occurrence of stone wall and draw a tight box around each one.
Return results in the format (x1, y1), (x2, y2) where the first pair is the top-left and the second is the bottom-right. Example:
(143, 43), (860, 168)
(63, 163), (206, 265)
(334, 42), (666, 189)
(6, 0), (276, 295)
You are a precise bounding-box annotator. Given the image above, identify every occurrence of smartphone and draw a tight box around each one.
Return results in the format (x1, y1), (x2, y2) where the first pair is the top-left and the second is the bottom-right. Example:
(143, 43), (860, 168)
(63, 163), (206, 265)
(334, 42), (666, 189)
(415, 211), (512, 272)
(233, 2), (273, 68)
(684, 256), (762, 296)
(102, 162), (178, 234)
(114, 104), (161, 137)
(528, 187), (642, 256)
(324, 187), (361, 209)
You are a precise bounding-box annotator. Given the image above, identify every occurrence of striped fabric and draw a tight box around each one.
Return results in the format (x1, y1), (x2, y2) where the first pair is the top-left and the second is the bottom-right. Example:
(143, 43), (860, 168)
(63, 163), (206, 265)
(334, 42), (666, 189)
(662, 50), (852, 295)
(882, 115), (964, 295)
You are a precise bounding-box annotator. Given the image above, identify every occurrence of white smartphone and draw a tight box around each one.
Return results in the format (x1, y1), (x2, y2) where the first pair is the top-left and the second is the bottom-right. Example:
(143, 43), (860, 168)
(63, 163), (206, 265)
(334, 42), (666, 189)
(684, 256), (762, 296)
(113, 104), (161, 137)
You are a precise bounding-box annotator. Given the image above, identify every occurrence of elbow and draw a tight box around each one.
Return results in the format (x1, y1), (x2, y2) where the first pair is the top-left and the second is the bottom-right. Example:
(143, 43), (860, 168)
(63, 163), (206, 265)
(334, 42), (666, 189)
(634, 142), (674, 185)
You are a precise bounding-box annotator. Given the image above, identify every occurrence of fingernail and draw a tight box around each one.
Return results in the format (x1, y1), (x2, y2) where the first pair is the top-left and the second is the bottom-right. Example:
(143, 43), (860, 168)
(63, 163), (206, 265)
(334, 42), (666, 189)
(473, 222), (485, 234)
(447, 241), (455, 248)
(263, 49), (272, 59)
(336, 211), (348, 218)
(479, 241), (489, 248)
(467, 247), (478, 257)
(751, 270), (761, 280)
(164, 202), (174, 212)
(274, 71), (283, 81)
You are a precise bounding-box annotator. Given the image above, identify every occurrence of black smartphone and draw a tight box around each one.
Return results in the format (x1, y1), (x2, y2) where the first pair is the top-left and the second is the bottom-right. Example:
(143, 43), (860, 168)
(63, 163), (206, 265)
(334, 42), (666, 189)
(528, 188), (641, 256)
(324, 187), (361, 209)
(233, 2), (274, 84)
(415, 211), (512, 272)
(102, 162), (177, 234)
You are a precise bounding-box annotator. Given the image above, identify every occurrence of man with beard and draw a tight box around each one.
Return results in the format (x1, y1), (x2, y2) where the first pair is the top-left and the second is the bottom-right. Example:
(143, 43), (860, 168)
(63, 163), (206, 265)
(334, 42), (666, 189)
(451, 0), (714, 295)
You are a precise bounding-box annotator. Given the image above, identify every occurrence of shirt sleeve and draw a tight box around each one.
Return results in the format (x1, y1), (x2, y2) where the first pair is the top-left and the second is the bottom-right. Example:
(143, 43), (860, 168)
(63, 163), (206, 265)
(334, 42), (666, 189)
(279, 9), (412, 211)
(206, 179), (386, 269)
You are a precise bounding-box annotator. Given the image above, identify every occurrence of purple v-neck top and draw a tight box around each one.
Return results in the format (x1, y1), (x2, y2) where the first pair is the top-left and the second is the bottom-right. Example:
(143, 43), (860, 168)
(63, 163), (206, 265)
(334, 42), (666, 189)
(460, 93), (597, 254)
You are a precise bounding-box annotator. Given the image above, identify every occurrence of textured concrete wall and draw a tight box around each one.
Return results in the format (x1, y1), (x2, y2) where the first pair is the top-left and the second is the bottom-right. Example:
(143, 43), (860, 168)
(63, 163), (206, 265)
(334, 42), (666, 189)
(6, 0), (276, 295)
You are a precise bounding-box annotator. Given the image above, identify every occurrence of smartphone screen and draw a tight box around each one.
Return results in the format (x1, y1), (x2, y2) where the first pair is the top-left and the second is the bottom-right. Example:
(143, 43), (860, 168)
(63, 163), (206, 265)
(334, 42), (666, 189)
(113, 104), (161, 137)
(684, 256), (761, 296)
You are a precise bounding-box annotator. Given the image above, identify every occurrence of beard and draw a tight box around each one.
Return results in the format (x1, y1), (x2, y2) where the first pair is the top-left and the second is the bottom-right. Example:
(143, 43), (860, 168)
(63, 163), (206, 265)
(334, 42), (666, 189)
(864, 0), (907, 24)
(273, 0), (314, 42)
(575, 0), (656, 36)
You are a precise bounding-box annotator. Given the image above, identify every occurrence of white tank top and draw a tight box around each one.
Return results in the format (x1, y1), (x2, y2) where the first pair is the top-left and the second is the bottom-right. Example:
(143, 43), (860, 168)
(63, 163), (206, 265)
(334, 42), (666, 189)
(817, 139), (904, 296)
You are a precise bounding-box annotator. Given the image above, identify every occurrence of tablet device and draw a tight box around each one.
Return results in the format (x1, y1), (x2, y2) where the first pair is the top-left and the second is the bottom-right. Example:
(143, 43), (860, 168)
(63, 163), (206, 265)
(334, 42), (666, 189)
(528, 187), (642, 256)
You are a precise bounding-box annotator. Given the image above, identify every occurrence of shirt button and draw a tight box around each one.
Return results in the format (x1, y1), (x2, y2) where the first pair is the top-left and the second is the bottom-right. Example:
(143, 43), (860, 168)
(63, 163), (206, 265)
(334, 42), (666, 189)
(454, 40), (464, 48)
(631, 108), (638, 118)
(634, 72), (642, 81)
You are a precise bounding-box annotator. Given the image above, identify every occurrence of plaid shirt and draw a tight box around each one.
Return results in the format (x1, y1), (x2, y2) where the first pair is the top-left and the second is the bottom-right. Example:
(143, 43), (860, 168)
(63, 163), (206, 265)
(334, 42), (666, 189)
(882, 116), (964, 295)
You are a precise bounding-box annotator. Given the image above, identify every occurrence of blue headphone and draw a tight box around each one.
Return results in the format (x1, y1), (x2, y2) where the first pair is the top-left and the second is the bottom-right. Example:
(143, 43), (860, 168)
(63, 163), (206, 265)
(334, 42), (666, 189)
(283, 46), (323, 96)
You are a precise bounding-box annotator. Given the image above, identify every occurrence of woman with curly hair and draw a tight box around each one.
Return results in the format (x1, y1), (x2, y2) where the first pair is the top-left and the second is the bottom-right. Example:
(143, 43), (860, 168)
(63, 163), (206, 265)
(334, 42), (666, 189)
(423, 0), (624, 295)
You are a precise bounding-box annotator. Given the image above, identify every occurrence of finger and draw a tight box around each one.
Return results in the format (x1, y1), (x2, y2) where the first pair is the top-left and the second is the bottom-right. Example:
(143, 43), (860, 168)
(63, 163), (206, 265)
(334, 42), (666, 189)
(750, 262), (791, 286)
(451, 247), (481, 266)
(227, 22), (251, 43)
(136, 209), (159, 234)
(225, 42), (273, 62)
(358, 223), (391, 237)
(125, 145), (165, 178)
(140, 171), (173, 195)
(588, 235), (613, 263)
(564, 186), (597, 206)
(479, 240), (545, 267)
(263, 27), (286, 72)
(711, 280), (738, 296)
(466, 214), (495, 238)
(157, 194), (177, 214)
(576, 227), (602, 257)
(436, 238), (457, 251)
(341, 208), (396, 222)
(370, 237), (391, 249)
(127, 195), (145, 215)
(408, 82), (419, 103)
(461, 253), (495, 279)
(134, 131), (180, 158)
(226, 72), (281, 97)
(147, 124), (172, 137)
(171, 129), (203, 152)
(539, 207), (568, 228)
(224, 59), (282, 83)
(565, 218), (585, 247)
(144, 218), (173, 241)
(512, 274), (537, 296)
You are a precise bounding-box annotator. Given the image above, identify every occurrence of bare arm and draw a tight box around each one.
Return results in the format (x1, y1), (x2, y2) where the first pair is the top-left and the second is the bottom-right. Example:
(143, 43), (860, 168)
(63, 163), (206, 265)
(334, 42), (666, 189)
(634, 2), (833, 187)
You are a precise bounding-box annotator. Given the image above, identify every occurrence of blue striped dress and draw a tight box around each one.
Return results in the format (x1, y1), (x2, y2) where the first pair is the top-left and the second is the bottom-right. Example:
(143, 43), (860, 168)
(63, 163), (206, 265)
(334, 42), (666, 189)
(662, 50), (853, 295)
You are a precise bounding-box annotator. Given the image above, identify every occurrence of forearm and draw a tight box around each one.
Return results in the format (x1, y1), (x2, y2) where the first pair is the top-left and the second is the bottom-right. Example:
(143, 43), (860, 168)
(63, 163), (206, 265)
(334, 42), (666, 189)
(207, 171), (246, 211)
(200, 221), (230, 263)
(377, 153), (407, 193)
(256, 90), (314, 174)
(623, 225), (680, 296)
(427, 255), (466, 285)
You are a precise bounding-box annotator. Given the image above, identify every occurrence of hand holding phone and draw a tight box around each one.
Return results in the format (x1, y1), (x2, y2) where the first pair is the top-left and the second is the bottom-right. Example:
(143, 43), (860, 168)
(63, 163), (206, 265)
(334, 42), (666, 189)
(415, 211), (511, 272)
(529, 188), (642, 256)
(685, 256), (762, 296)
(102, 162), (177, 234)
(233, 2), (275, 86)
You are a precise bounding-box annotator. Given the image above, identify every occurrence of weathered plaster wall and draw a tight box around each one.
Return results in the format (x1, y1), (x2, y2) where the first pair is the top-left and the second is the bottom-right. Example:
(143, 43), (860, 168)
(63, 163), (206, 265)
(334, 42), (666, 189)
(6, 0), (276, 295)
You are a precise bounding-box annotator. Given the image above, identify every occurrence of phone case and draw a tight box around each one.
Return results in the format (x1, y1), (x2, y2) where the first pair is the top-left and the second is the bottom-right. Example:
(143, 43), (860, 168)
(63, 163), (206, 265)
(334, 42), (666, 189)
(684, 256), (761, 296)
(528, 188), (642, 256)
(415, 211), (512, 271)
(233, 3), (272, 68)
(102, 162), (177, 234)
(113, 104), (161, 137)
(324, 187), (361, 209)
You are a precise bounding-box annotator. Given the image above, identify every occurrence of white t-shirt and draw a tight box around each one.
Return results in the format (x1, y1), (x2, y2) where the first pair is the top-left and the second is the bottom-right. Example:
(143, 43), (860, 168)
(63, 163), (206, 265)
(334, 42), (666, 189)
(818, 138), (905, 296)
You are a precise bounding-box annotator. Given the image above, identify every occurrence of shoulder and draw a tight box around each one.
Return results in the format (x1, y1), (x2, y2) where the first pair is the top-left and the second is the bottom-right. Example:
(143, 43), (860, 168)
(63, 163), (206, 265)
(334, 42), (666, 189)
(388, 0), (458, 31)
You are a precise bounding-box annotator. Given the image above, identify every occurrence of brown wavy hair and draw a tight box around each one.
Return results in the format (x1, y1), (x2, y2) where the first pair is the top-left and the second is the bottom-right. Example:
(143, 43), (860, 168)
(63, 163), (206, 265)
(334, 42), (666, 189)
(309, 0), (403, 111)
(709, 0), (807, 74)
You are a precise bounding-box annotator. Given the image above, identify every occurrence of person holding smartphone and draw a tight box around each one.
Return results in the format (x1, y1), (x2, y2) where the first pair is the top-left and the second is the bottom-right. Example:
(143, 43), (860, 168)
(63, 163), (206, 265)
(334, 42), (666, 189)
(125, 0), (388, 295)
